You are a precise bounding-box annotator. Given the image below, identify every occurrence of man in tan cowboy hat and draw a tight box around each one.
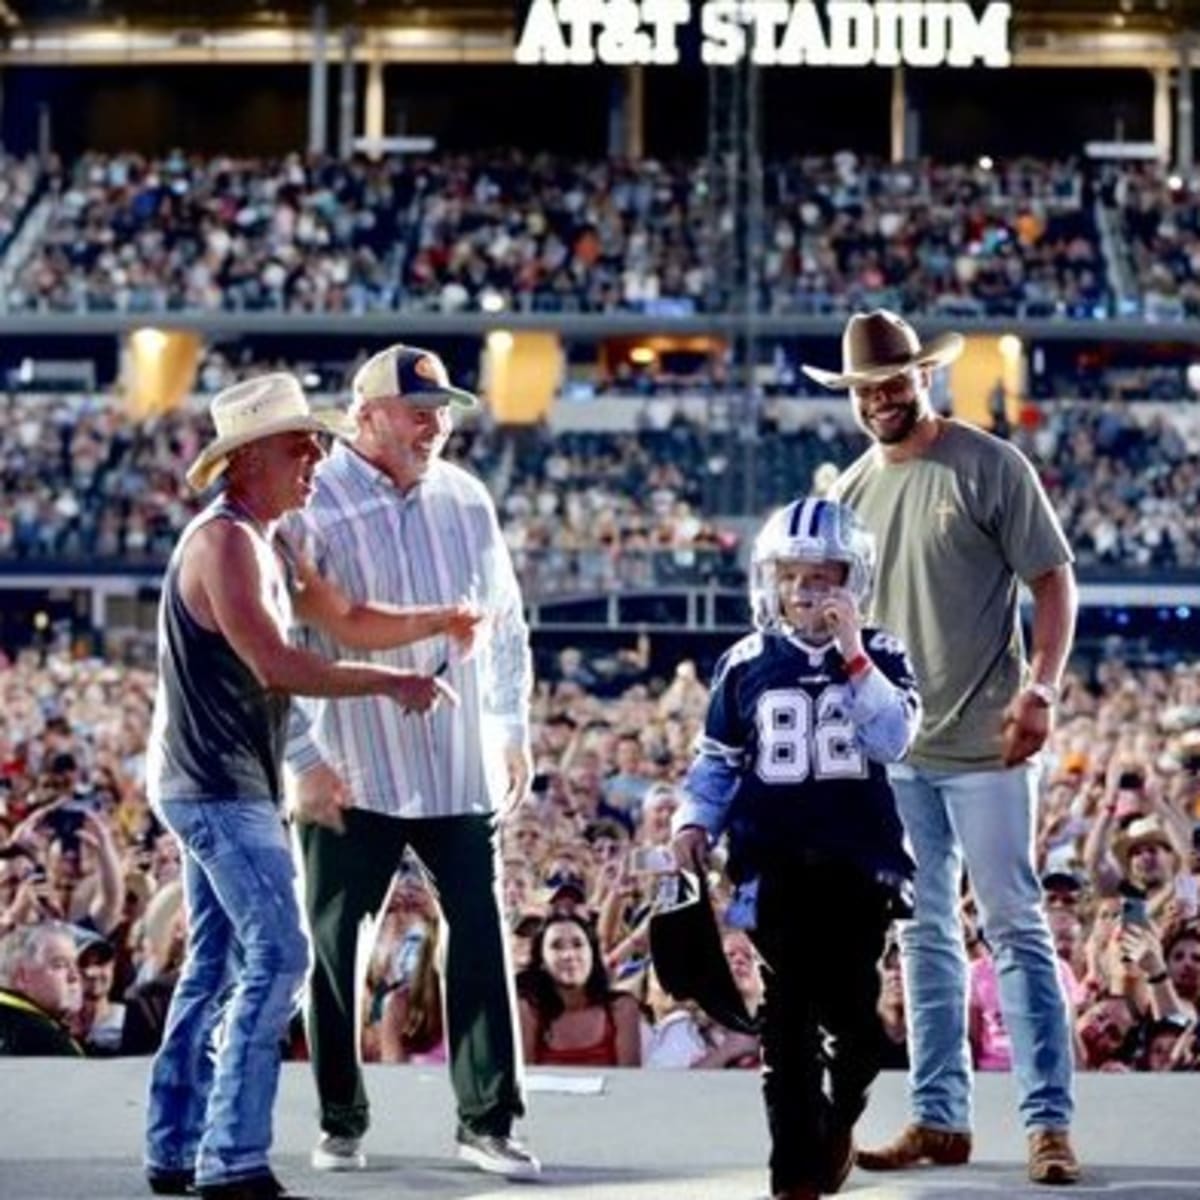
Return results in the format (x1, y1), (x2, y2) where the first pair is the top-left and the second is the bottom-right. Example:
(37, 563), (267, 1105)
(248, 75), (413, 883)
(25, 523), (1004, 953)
(145, 372), (478, 1200)
(804, 311), (1083, 1186)
(800, 308), (963, 403)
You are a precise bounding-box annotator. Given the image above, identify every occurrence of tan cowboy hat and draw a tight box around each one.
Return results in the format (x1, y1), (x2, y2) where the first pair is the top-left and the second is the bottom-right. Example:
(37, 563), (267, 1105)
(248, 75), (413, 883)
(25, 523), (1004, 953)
(801, 309), (964, 390)
(186, 372), (357, 490)
(1112, 815), (1175, 873)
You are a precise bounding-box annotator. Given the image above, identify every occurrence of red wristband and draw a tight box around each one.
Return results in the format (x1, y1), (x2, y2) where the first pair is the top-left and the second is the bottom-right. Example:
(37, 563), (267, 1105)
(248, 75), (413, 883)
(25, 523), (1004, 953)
(845, 652), (871, 678)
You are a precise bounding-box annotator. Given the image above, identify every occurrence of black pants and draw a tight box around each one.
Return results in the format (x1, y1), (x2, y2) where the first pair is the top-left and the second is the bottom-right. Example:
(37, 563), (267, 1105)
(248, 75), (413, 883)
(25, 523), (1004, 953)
(298, 808), (524, 1139)
(750, 859), (891, 1194)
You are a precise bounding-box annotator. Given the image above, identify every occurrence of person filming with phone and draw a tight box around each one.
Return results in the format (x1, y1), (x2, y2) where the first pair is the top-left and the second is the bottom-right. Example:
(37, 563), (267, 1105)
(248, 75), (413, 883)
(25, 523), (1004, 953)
(1100, 816), (1198, 1029)
(1113, 816), (1182, 913)
(4, 762), (124, 938)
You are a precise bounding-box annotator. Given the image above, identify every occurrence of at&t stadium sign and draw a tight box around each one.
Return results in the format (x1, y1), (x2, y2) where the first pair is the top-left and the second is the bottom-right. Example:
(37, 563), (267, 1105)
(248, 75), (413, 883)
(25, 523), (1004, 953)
(515, 0), (1012, 68)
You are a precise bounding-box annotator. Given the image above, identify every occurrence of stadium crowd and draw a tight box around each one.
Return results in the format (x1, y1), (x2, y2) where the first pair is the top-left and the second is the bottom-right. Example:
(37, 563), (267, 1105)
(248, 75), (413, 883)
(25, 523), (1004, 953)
(2, 640), (1199, 1072)
(4, 151), (1109, 319)
(1119, 164), (1200, 322)
(1014, 400), (1200, 569)
(0, 391), (743, 573)
(0, 153), (41, 257)
(1, 389), (1197, 577)
(1, 146), (1198, 1075)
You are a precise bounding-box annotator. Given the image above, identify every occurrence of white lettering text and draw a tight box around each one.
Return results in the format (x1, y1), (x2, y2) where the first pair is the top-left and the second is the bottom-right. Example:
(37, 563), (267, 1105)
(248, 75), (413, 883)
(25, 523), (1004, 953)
(514, 0), (1012, 70)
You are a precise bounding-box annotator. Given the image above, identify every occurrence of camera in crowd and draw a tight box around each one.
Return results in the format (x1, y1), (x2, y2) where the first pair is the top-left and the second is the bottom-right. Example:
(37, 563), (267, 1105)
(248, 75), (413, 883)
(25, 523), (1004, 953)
(1117, 769), (1145, 793)
(40, 787), (103, 855)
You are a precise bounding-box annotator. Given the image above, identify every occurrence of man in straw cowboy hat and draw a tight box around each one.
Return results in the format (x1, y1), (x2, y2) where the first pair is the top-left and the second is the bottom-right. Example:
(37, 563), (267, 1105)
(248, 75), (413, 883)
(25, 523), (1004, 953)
(144, 372), (477, 1200)
(803, 311), (1082, 1186)
(1111, 814), (1182, 900)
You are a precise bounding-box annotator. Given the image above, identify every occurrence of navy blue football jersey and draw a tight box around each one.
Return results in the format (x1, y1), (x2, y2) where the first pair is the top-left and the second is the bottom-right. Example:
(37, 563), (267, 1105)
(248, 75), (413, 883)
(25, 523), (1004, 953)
(697, 629), (917, 884)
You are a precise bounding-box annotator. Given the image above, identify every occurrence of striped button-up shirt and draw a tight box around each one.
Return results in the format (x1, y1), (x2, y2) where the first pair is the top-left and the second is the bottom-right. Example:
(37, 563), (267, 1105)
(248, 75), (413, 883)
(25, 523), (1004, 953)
(283, 442), (532, 818)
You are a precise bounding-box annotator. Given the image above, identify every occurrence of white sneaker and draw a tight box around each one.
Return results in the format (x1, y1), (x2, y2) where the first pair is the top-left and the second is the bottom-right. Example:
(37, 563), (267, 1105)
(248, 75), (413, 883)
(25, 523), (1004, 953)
(456, 1127), (541, 1180)
(311, 1133), (367, 1171)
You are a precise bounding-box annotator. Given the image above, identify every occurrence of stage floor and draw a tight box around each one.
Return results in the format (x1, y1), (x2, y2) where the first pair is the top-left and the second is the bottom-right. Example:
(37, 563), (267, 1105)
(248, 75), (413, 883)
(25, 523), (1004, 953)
(1, 1061), (1198, 1199)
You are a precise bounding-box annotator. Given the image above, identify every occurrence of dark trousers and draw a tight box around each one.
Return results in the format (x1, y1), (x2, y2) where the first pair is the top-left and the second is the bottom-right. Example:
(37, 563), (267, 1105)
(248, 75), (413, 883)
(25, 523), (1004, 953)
(750, 859), (891, 1194)
(298, 808), (524, 1139)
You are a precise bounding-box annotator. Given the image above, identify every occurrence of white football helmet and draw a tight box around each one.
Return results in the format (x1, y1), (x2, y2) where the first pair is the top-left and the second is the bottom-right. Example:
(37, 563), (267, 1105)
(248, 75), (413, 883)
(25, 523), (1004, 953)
(750, 497), (876, 634)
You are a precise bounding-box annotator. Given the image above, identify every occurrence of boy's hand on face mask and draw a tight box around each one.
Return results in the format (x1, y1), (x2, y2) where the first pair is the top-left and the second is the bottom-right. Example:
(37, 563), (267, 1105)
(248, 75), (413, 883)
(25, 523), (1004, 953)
(821, 588), (865, 660)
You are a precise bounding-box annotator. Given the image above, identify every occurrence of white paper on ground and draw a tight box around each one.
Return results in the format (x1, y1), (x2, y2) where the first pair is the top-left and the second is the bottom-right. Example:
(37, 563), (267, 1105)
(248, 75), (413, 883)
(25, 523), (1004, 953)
(524, 1071), (607, 1095)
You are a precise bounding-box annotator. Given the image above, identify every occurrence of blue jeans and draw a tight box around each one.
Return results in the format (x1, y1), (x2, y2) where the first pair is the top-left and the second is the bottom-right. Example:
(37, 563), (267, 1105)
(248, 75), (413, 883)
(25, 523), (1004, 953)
(888, 761), (1074, 1134)
(145, 799), (310, 1188)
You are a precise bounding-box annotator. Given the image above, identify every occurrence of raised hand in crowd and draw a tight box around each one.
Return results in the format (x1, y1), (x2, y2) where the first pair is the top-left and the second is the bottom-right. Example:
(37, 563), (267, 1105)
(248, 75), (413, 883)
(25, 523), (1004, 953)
(1117, 923), (1189, 1022)
(1167, 1019), (1200, 1071)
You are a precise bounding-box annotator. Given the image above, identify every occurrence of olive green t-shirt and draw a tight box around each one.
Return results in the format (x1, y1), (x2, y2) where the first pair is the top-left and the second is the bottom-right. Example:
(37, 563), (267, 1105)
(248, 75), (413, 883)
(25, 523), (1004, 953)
(831, 420), (1072, 771)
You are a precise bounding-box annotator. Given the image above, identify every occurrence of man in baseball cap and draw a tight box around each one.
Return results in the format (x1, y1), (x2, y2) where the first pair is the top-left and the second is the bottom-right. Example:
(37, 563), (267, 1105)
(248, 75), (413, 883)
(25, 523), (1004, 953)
(1041, 869), (1087, 908)
(283, 343), (540, 1181)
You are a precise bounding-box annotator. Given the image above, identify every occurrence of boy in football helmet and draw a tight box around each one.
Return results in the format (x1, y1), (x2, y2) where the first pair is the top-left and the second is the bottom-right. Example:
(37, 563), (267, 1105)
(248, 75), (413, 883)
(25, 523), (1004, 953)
(671, 497), (921, 1200)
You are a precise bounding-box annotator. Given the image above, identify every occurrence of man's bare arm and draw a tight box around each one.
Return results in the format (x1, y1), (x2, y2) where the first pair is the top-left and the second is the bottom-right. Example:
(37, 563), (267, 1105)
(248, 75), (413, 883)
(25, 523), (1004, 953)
(1027, 564), (1077, 691)
(284, 539), (482, 654)
(194, 521), (448, 706)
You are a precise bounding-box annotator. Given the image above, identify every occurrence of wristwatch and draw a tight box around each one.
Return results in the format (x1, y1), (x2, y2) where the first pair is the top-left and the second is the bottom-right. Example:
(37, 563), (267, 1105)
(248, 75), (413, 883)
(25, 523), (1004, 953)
(1026, 681), (1060, 708)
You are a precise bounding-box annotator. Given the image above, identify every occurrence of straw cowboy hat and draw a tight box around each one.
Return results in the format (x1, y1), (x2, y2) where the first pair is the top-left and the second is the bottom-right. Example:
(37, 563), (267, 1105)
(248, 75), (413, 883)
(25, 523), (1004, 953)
(186, 372), (357, 490)
(1112, 815), (1176, 874)
(801, 309), (964, 390)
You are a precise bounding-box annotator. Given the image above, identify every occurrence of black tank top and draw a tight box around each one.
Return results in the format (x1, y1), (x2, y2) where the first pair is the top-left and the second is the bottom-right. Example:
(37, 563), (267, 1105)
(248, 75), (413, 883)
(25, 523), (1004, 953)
(148, 499), (291, 804)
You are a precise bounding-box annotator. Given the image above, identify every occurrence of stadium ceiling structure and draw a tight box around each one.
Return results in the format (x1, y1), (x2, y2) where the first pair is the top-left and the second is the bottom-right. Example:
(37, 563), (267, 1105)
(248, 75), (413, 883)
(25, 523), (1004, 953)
(5, 0), (1200, 80)
(1020, 0), (1200, 36)
(4, 0), (1200, 36)
(2, 1), (504, 32)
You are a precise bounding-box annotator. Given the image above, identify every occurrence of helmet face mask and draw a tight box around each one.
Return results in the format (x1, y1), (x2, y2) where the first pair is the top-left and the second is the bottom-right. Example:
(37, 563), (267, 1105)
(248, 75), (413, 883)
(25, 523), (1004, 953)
(750, 499), (876, 639)
(773, 559), (848, 642)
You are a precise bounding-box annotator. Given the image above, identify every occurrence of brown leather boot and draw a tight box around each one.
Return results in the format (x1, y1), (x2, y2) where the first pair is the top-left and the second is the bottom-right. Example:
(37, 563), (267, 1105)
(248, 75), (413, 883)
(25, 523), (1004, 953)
(1028, 1129), (1080, 1185)
(772, 1187), (819, 1200)
(856, 1124), (972, 1171)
